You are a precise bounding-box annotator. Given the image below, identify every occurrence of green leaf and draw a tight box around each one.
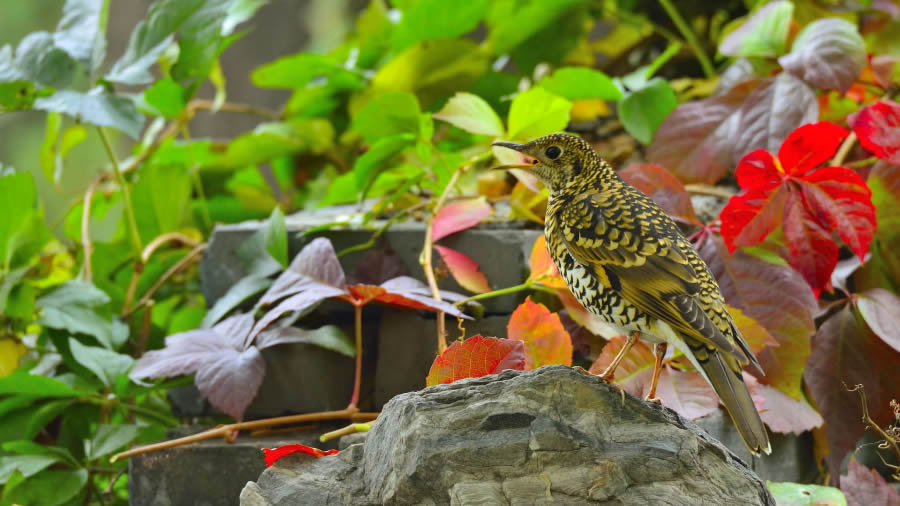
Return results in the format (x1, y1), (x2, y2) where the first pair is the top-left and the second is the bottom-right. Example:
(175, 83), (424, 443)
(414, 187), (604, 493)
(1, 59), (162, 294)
(353, 134), (416, 193)
(1, 468), (87, 505)
(617, 78), (677, 145)
(209, 119), (334, 170)
(131, 163), (192, 244)
(2, 441), (79, 469)
(144, 77), (186, 118)
(223, 0), (268, 35)
(508, 5), (588, 74)
(264, 207), (287, 268)
(13, 32), (77, 88)
(0, 370), (81, 397)
(252, 52), (364, 90)
(433, 92), (505, 137)
(86, 424), (141, 459)
(539, 67), (623, 101)
(766, 482), (846, 506)
(202, 274), (272, 327)
(507, 87), (572, 141)
(53, 0), (109, 72)
(0, 456), (58, 484)
(39, 112), (62, 183)
(719, 0), (794, 58)
(371, 38), (488, 108)
(487, 0), (589, 55)
(392, 0), (488, 52)
(353, 92), (421, 144)
(318, 171), (357, 208)
(36, 280), (109, 308)
(0, 172), (37, 269)
(33, 87), (144, 139)
(171, 1), (262, 82)
(0, 81), (39, 111)
(37, 281), (128, 349)
(237, 210), (290, 277)
(68, 339), (134, 387)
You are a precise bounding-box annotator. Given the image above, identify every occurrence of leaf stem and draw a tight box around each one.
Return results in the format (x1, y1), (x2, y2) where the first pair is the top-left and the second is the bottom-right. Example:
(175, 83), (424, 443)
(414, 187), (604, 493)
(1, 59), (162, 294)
(109, 408), (379, 462)
(122, 243), (207, 318)
(453, 281), (534, 307)
(657, 0), (716, 78)
(846, 156), (878, 169)
(98, 128), (143, 256)
(831, 132), (857, 167)
(349, 303), (363, 409)
(319, 422), (371, 443)
(80, 176), (105, 282)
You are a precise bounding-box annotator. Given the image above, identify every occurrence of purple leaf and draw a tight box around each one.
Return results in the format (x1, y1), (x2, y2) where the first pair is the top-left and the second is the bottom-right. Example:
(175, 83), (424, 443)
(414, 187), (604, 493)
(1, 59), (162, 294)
(346, 276), (471, 318)
(778, 18), (866, 93)
(855, 288), (900, 353)
(258, 237), (347, 307)
(841, 459), (900, 506)
(347, 245), (410, 285)
(194, 345), (265, 421)
(252, 283), (347, 337)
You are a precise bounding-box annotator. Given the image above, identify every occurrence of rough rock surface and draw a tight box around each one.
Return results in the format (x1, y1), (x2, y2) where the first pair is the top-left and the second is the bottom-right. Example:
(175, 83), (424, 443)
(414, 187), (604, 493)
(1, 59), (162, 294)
(241, 366), (774, 505)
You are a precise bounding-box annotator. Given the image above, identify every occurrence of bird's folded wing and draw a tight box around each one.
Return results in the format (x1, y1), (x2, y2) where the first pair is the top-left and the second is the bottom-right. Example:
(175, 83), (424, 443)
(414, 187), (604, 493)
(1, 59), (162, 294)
(559, 192), (748, 363)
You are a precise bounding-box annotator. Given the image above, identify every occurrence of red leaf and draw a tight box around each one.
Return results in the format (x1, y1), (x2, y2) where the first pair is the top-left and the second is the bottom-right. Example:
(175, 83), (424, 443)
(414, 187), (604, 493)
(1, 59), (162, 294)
(734, 149), (783, 192)
(782, 190), (840, 296)
(654, 367), (719, 421)
(618, 163), (699, 224)
(849, 100), (900, 164)
(803, 304), (900, 479)
(527, 236), (566, 290)
(698, 235), (817, 400)
(747, 376), (823, 434)
(841, 460), (900, 506)
(647, 80), (759, 185)
(507, 298), (573, 369)
(855, 288), (900, 353)
(345, 276), (470, 319)
(588, 334), (656, 396)
(434, 245), (491, 294)
(799, 166), (876, 261)
(425, 335), (525, 386)
(263, 444), (338, 467)
(431, 197), (492, 241)
(720, 186), (788, 253)
(777, 122), (848, 176)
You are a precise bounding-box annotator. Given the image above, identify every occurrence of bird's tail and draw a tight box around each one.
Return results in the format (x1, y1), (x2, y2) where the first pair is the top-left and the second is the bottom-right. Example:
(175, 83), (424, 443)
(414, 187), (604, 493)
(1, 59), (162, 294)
(699, 350), (771, 456)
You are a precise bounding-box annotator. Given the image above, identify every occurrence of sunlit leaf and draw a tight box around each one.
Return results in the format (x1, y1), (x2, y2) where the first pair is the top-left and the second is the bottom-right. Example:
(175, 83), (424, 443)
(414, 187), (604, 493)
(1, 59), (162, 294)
(527, 235), (566, 289)
(251, 52), (363, 90)
(431, 197), (492, 241)
(803, 304), (899, 477)
(507, 87), (572, 141)
(263, 443), (338, 467)
(425, 335), (525, 386)
(507, 298), (572, 369)
(719, 0), (793, 58)
(539, 67), (622, 101)
(144, 77), (186, 119)
(433, 92), (504, 137)
(779, 18), (865, 93)
(209, 119), (334, 170)
(352, 92), (421, 144)
(487, 0), (589, 55)
(392, 0), (487, 52)
(132, 163), (192, 244)
(434, 245), (491, 294)
(617, 78), (677, 145)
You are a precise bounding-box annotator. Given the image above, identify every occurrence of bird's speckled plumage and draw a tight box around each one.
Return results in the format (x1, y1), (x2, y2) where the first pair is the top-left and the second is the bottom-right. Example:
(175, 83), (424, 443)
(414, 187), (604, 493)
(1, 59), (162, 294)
(494, 133), (771, 456)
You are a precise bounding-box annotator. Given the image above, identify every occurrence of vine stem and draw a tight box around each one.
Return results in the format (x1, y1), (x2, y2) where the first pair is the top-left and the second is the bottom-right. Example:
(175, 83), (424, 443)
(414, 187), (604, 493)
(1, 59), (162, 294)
(847, 384), (900, 465)
(121, 243), (207, 318)
(348, 303), (363, 409)
(831, 132), (857, 167)
(657, 0), (716, 78)
(453, 281), (535, 307)
(80, 176), (105, 282)
(98, 128), (143, 257)
(684, 183), (735, 199)
(319, 423), (371, 443)
(109, 408), (379, 462)
(421, 164), (468, 354)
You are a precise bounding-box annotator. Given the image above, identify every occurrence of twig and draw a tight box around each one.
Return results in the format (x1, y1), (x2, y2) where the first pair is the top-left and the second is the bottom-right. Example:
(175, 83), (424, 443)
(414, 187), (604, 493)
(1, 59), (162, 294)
(103, 468), (127, 495)
(831, 132), (857, 167)
(846, 156), (878, 169)
(657, 0), (716, 78)
(684, 183), (735, 200)
(80, 176), (105, 282)
(110, 408), (379, 462)
(847, 384), (900, 464)
(319, 423), (371, 443)
(349, 304), (363, 409)
(122, 244), (207, 318)
(98, 128), (143, 256)
(421, 164), (469, 354)
(141, 232), (202, 264)
(453, 281), (535, 307)
(190, 99), (281, 121)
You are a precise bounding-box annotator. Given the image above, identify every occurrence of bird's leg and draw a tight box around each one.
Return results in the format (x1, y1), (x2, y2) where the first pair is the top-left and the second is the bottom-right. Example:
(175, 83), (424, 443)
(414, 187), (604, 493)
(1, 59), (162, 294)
(598, 331), (639, 382)
(644, 342), (668, 403)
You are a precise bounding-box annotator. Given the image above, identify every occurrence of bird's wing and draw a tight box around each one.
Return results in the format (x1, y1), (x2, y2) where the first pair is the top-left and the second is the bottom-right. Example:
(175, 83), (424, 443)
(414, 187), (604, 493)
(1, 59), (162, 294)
(558, 190), (751, 364)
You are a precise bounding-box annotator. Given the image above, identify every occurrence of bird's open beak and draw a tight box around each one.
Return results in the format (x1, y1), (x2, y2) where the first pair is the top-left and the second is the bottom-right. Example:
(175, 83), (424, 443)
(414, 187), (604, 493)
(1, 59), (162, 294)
(490, 142), (540, 170)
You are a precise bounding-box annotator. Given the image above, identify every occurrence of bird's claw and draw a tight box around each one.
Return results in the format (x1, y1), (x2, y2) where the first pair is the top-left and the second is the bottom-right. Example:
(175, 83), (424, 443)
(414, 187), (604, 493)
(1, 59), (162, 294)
(572, 366), (593, 376)
(644, 396), (663, 405)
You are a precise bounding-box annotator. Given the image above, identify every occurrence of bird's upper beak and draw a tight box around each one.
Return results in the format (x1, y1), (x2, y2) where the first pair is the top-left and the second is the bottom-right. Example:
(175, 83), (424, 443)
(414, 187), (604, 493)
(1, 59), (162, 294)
(490, 142), (540, 170)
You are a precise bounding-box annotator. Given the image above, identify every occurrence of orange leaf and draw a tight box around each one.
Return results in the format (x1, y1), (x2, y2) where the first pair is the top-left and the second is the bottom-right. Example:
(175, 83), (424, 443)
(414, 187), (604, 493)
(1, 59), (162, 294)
(509, 181), (547, 223)
(556, 288), (618, 338)
(263, 444), (338, 466)
(588, 334), (656, 396)
(727, 304), (779, 354)
(526, 236), (567, 289)
(507, 298), (573, 369)
(652, 367), (719, 420)
(434, 246), (491, 294)
(432, 197), (492, 241)
(426, 335), (525, 386)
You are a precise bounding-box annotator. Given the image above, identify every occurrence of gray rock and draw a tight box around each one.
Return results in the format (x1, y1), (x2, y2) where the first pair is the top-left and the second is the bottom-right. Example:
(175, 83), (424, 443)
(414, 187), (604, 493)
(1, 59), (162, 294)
(242, 366), (775, 505)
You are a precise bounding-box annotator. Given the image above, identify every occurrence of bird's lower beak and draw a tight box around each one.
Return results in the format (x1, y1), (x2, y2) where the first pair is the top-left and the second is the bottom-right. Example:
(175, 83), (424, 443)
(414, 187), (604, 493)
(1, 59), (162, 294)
(491, 141), (540, 170)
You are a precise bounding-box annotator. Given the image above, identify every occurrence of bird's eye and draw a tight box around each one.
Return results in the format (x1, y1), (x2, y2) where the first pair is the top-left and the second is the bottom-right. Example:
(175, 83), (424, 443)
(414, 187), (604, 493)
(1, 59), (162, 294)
(545, 146), (562, 160)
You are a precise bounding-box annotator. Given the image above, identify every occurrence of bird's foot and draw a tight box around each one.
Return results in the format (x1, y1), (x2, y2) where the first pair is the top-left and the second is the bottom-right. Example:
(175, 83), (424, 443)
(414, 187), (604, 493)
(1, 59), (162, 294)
(644, 395), (663, 405)
(572, 366), (593, 376)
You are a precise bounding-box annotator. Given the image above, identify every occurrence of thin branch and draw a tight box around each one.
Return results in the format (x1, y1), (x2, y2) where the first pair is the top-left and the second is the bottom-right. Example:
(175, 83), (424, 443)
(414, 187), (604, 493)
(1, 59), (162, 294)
(847, 384), (900, 464)
(80, 176), (105, 282)
(831, 132), (857, 167)
(110, 408), (380, 462)
(684, 183), (735, 199)
(421, 164), (469, 354)
(349, 303), (363, 409)
(98, 128), (143, 256)
(122, 244), (207, 318)
(141, 232), (202, 264)
(453, 281), (534, 307)
(657, 0), (716, 78)
(190, 99), (282, 121)
(320, 423), (371, 443)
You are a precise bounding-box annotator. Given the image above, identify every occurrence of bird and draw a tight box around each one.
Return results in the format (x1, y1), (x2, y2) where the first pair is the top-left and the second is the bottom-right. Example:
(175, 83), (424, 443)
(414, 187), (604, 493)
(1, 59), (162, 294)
(493, 133), (771, 456)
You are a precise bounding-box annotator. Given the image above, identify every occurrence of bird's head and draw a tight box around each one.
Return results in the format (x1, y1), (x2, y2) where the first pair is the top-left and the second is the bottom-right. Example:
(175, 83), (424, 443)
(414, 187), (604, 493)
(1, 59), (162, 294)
(492, 133), (599, 192)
